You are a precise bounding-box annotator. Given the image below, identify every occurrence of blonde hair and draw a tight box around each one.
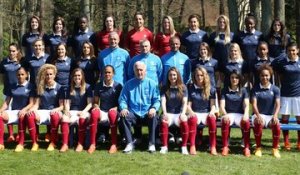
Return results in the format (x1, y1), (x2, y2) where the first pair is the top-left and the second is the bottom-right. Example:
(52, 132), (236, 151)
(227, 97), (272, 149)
(228, 43), (243, 63)
(162, 16), (176, 37)
(215, 15), (231, 44)
(36, 64), (57, 95)
(192, 67), (211, 100)
(70, 68), (86, 96)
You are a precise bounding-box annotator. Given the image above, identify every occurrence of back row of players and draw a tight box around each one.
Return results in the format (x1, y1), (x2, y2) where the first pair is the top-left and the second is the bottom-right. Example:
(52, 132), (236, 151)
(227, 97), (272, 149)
(0, 12), (299, 157)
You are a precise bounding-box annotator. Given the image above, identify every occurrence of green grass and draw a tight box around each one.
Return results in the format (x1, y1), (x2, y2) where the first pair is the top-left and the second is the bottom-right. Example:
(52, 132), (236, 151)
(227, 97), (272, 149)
(0, 127), (299, 175)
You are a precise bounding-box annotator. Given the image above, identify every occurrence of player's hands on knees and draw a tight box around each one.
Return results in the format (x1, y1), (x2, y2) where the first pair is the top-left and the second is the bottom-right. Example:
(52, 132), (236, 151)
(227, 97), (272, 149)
(148, 108), (156, 118)
(255, 114), (263, 125)
(18, 109), (27, 118)
(272, 115), (279, 125)
(162, 113), (169, 122)
(179, 113), (188, 122)
(120, 109), (129, 117)
(242, 114), (249, 121)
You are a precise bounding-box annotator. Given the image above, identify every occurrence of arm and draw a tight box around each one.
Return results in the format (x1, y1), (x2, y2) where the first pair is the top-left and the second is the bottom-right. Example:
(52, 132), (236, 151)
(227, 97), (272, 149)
(219, 99), (227, 116)
(18, 97), (35, 117)
(209, 98), (216, 116)
(161, 95), (168, 117)
(187, 101), (195, 117)
(0, 97), (12, 113)
(243, 98), (250, 121)
(181, 96), (188, 116)
(251, 97), (262, 123)
(51, 99), (64, 114)
(273, 98), (280, 124)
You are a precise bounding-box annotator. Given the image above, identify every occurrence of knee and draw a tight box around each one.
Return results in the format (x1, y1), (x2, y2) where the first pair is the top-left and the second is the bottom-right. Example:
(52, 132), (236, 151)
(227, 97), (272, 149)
(180, 114), (188, 122)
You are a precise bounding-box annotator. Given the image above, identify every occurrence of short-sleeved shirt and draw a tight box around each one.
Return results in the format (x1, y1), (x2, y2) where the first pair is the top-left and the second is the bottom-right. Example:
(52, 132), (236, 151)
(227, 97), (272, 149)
(0, 58), (22, 95)
(221, 87), (249, 114)
(224, 61), (246, 87)
(45, 34), (68, 58)
(95, 30), (123, 51)
(188, 84), (216, 113)
(153, 32), (180, 57)
(249, 58), (273, 86)
(67, 30), (95, 58)
(251, 84), (280, 115)
(38, 83), (62, 110)
(266, 34), (291, 59)
(76, 58), (98, 86)
(63, 84), (93, 111)
(161, 86), (188, 114)
(191, 58), (218, 88)
(22, 33), (48, 59)
(181, 30), (208, 60)
(7, 82), (36, 110)
(22, 53), (50, 84)
(54, 57), (74, 87)
(94, 81), (122, 112)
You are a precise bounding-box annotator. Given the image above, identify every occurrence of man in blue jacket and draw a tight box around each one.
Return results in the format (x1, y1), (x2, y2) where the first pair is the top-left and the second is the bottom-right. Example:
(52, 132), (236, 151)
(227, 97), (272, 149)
(119, 61), (160, 153)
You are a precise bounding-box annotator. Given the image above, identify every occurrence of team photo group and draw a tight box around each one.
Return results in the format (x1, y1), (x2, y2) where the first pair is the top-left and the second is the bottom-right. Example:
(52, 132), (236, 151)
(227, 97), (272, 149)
(0, 10), (299, 159)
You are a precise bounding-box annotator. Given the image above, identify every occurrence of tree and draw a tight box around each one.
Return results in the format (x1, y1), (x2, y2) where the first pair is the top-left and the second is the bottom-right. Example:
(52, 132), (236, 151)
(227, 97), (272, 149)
(274, 0), (285, 23)
(147, 0), (154, 31)
(200, 0), (205, 27)
(249, 0), (261, 30)
(228, 0), (239, 33)
(219, 0), (225, 15)
(178, 0), (186, 24)
(261, 0), (273, 35)
(296, 0), (300, 46)
(0, 0), (3, 58)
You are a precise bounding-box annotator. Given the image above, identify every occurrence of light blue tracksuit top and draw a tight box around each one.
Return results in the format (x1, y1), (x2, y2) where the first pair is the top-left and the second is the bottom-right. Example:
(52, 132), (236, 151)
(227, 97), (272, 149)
(161, 51), (191, 85)
(128, 53), (162, 85)
(97, 47), (130, 85)
(118, 77), (161, 117)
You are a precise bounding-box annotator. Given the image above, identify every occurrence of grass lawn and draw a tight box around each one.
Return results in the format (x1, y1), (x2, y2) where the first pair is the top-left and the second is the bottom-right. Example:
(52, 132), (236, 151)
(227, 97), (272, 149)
(0, 127), (299, 175)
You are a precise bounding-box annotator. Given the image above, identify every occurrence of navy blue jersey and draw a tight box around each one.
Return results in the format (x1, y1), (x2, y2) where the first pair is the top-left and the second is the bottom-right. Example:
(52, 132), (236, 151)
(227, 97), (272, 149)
(221, 87), (249, 114)
(22, 54), (50, 84)
(63, 84), (93, 111)
(7, 82), (36, 110)
(21, 33), (48, 59)
(224, 61), (247, 87)
(161, 86), (188, 114)
(67, 30), (96, 58)
(272, 57), (300, 97)
(251, 84), (280, 115)
(181, 30), (209, 60)
(94, 81), (122, 112)
(0, 58), (22, 95)
(188, 84), (216, 113)
(45, 34), (68, 58)
(191, 58), (218, 88)
(76, 58), (98, 86)
(208, 32), (234, 69)
(266, 34), (291, 59)
(234, 30), (263, 62)
(53, 57), (74, 87)
(249, 58), (274, 86)
(38, 83), (62, 110)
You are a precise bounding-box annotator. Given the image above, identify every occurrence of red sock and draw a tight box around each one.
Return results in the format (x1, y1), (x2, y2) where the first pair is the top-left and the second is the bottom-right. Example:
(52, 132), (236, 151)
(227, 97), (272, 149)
(0, 117), (4, 144)
(90, 109), (100, 145)
(50, 113), (60, 145)
(253, 123), (263, 148)
(78, 118), (87, 146)
(272, 123), (280, 148)
(61, 122), (69, 145)
(221, 120), (230, 147)
(18, 116), (26, 145)
(207, 115), (217, 148)
(241, 120), (250, 149)
(27, 113), (37, 143)
(7, 124), (14, 136)
(180, 121), (189, 147)
(160, 121), (169, 147)
(281, 119), (289, 143)
(108, 110), (118, 145)
(188, 116), (197, 146)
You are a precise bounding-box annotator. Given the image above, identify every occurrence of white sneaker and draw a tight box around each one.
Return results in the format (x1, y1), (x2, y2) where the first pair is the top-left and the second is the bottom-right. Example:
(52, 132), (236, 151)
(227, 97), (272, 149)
(160, 146), (168, 154)
(148, 144), (156, 153)
(169, 137), (175, 143)
(123, 143), (134, 154)
(181, 146), (189, 155)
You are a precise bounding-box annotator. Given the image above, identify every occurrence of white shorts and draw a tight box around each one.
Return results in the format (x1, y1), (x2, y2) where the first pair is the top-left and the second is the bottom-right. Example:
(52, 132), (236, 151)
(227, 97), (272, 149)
(100, 110), (109, 122)
(5, 110), (19, 124)
(195, 112), (208, 125)
(69, 110), (90, 125)
(222, 113), (243, 127)
(35, 110), (62, 125)
(280, 97), (300, 116)
(251, 114), (273, 128)
(165, 113), (180, 127)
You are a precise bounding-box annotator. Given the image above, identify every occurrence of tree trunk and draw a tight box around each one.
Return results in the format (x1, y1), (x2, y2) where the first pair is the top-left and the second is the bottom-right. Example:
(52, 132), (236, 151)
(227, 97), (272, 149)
(20, 0), (27, 46)
(165, 0), (173, 15)
(0, 0), (3, 58)
(122, 0), (130, 34)
(249, 0), (261, 30)
(261, 0), (273, 35)
(136, 0), (144, 12)
(219, 0), (225, 15)
(81, 0), (90, 20)
(178, 0), (186, 24)
(228, 0), (239, 33)
(296, 0), (300, 46)
(274, 0), (285, 23)
(147, 0), (154, 31)
(157, 0), (164, 33)
(200, 0), (205, 27)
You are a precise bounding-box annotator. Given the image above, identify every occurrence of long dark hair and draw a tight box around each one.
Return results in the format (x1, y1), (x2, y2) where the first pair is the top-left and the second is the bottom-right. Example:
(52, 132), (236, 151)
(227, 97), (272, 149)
(267, 18), (288, 48)
(162, 67), (185, 101)
(228, 70), (243, 96)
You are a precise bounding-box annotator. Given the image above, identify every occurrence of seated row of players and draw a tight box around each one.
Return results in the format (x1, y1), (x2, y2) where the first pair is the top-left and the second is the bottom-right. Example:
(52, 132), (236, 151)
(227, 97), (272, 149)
(0, 57), (296, 159)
